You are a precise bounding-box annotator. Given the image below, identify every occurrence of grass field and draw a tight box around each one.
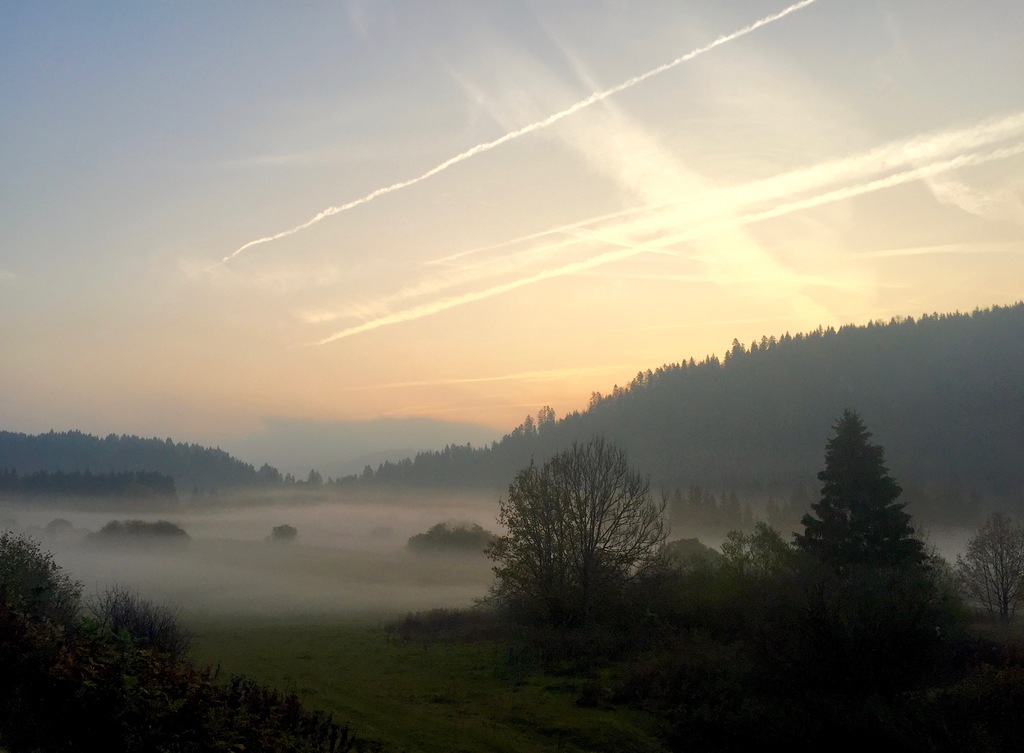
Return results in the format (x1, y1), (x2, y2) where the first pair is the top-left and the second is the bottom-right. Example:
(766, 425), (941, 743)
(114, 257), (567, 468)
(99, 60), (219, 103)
(189, 614), (668, 753)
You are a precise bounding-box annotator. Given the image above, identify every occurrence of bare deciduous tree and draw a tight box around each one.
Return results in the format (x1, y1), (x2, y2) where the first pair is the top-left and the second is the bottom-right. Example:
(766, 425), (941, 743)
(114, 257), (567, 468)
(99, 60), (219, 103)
(487, 437), (667, 626)
(956, 512), (1024, 621)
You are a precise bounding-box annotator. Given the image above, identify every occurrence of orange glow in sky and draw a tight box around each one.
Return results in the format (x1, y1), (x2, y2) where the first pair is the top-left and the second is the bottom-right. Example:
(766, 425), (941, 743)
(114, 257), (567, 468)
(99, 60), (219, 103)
(2, 1), (1022, 451)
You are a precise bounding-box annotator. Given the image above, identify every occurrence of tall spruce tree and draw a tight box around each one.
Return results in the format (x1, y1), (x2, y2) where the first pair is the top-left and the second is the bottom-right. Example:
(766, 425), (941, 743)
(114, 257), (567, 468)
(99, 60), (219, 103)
(795, 410), (924, 569)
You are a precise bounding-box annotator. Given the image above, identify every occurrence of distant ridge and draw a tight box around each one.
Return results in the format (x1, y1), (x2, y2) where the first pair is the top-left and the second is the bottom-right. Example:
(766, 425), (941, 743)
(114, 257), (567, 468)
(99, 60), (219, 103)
(3, 304), (1021, 522)
(0, 431), (281, 496)
(364, 303), (1024, 520)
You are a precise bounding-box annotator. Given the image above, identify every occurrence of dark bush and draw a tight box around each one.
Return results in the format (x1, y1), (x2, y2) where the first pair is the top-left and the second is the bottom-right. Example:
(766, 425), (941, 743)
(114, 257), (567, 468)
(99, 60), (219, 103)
(90, 519), (190, 543)
(87, 585), (192, 659)
(0, 535), (380, 753)
(0, 530), (81, 630)
(269, 523), (298, 543)
(43, 518), (74, 537)
(663, 537), (721, 567)
(406, 522), (495, 554)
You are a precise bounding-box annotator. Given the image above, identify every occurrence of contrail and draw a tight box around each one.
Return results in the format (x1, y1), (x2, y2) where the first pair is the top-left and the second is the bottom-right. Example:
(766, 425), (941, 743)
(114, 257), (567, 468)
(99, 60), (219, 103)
(429, 109), (1024, 267)
(223, 0), (818, 263)
(315, 243), (659, 345)
(309, 110), (1024, 322)
(313, 140), (1024, 344)
(304, 110), (1024, 326)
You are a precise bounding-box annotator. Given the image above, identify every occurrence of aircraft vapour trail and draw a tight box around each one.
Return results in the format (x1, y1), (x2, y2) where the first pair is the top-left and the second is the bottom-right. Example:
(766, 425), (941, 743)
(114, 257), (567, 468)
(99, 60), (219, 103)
(315, 244), (660, 345)
(428, 109), (1024, 268)
(308, 111), (1024, 326)
(223, 0), (818, 263)
(327, 110), (1024, 322)
(313, 139), (1024, 344)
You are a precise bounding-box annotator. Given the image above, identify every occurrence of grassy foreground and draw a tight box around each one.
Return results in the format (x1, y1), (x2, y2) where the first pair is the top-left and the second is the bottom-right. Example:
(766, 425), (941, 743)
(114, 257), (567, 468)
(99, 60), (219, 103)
(190, 614), (666, 753)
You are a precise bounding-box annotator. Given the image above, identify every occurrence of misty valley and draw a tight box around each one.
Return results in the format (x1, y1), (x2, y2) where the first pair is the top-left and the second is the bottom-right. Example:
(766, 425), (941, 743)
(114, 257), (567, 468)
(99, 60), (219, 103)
(2, 306), (1023, 752)
(2, 493), (498, 617)
(5, 0), (1024, 747)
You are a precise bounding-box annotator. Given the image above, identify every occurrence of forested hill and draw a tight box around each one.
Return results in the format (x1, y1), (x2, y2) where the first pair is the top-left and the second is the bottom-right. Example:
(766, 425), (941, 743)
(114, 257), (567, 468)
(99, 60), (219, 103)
(0, 431), (283, 495)
(369, 304), (1024, 518)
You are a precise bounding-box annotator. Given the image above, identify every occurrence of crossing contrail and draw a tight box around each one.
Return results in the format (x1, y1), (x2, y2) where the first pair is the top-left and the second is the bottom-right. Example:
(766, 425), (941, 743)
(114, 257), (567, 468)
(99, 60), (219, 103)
(222, 0), (818, 263)
(312, 139), (1024, 344)
(303, 109), (1024, 324)
(428, 109), (1024, 267)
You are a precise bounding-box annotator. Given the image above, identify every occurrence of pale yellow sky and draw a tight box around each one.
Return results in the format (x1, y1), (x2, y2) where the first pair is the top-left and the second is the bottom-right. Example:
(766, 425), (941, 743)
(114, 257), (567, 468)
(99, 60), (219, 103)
(2, 1), (1022, 449)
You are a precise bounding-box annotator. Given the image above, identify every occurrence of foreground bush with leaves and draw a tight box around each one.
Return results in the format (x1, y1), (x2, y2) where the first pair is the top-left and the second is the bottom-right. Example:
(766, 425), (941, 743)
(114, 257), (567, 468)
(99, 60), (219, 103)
(0, 531), (379, 753)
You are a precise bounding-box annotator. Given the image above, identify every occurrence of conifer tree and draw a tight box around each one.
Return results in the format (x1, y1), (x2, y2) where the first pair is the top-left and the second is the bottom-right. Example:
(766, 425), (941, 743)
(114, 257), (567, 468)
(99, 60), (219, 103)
(795, 410), (924, 568)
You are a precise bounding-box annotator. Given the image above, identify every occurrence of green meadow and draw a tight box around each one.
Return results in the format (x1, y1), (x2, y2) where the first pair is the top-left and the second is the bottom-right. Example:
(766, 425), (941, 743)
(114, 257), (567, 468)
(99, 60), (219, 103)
(190, 614), (667, 753)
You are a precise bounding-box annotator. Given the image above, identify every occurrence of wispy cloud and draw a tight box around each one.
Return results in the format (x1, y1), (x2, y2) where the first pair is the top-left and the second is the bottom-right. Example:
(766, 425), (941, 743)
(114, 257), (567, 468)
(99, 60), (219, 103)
(924, 174), (1024, 226)
(858, 240), (1024, 259)
(222, 0), (818, 263)
(362, 364), (634, 390)
(0, 268), (18, 285)
(627, 315), (804, 333)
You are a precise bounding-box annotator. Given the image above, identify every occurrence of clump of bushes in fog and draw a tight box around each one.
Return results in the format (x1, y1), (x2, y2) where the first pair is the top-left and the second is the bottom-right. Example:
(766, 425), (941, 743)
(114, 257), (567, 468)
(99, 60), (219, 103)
(89, 518), (189, 543)
(406, 521), (496, 554)
(268, 523), (298, 543)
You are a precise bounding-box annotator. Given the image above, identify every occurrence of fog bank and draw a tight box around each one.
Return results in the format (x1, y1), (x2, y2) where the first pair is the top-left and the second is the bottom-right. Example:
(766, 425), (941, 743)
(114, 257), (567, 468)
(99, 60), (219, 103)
(1, 491), (500, 619)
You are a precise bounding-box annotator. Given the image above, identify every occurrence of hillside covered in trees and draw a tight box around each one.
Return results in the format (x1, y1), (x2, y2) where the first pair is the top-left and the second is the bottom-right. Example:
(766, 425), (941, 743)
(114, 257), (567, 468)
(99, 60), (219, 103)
(0, 468), (176, 500)
(2, 305), (1020, 524)
(0, 431), (285, 496)
(366, 304), (1023, 522)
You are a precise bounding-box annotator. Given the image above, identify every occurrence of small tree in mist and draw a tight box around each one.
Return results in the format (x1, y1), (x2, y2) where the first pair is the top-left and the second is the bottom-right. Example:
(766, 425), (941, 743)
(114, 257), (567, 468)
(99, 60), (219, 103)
(956, 512), (1024, 621)
(488, 436), (667, 627)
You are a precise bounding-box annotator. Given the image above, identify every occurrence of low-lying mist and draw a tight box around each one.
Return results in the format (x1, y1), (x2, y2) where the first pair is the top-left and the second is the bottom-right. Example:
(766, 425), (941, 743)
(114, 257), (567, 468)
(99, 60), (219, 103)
(1, 489), (979, 624)
(1, 490), (501, 620)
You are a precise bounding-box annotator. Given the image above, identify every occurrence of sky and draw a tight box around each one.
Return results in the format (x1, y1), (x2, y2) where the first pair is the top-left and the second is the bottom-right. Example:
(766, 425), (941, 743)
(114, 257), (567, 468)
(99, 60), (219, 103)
(2, 0), (1023, 465)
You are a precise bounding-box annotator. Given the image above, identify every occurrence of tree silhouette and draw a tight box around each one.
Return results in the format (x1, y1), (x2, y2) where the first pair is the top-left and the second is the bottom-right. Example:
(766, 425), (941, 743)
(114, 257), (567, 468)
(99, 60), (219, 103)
(956, 512), (1024, 621)
(487, 437), (666, 626)
(795, 410), (924, 569)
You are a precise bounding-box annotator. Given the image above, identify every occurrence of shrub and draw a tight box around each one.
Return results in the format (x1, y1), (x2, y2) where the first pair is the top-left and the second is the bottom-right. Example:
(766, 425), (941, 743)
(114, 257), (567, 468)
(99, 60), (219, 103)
(0, 536), (381, 753)
(406, 522), (495, 554)
(663, 537), (721, 568)
(86, 585), (192, 659)
(43, 518), (74, 537)
(0, 530), (81, 630)
(90, 519), (190, 543)
(269, 523), (298, 543)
